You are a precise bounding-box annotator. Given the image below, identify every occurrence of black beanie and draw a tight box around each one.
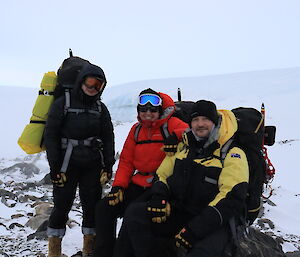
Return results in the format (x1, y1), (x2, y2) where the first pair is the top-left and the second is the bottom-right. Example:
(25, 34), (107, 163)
(190, 100), (219, 125)
(139, 88), (160, 98)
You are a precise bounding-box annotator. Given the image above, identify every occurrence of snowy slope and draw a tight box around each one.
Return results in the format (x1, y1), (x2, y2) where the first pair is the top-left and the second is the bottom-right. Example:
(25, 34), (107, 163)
(0, 67), (299, 256)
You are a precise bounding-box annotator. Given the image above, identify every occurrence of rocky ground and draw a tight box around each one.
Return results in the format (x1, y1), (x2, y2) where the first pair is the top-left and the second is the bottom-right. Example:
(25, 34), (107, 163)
(0, 155), (299, 257)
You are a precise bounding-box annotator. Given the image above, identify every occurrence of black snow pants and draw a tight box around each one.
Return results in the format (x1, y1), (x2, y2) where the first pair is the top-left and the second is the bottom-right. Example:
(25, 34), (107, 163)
(113, 202), (230, 257)
(48, 159), (102, 235)
(93, 183), (151, 257)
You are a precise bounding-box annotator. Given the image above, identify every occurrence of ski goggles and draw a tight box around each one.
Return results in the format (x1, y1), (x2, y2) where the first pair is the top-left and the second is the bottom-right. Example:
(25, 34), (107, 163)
(138, 106), (160, 113)
(139, 94), (162, 106)
(83, 77), (105, 91)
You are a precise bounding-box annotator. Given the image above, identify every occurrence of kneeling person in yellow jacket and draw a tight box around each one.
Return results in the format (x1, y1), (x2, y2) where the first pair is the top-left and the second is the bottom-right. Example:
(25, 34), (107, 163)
(113, 100), (249, 257)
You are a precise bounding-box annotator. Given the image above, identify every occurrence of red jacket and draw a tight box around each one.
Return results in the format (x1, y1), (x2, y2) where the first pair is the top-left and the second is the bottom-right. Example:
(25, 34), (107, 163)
(113, 92), (189, 188)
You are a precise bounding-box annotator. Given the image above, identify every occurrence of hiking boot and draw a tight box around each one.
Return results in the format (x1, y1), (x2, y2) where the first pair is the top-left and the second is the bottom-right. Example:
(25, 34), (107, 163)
(48, 236), (62, 257)
(82, 234), (96, 256)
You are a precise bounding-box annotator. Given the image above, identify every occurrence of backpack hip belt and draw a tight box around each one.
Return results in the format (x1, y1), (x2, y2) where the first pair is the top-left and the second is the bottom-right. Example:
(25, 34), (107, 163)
(132, 170), (156, 176)
(60, 137), (104, 173)
(132, 170), (156, 184)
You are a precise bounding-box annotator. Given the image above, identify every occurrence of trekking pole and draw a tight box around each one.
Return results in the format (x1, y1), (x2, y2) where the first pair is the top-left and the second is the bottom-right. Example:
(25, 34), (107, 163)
(261, 103), (265, 146)
(177, 88), (182, 102)
(261, 103), (276, 199)
(69, 48), (73, 57)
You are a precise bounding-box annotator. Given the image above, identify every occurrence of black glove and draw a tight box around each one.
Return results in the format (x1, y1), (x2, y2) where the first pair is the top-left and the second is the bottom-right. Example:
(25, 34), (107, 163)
(107, 186), (124, 206)
(100, 168), (112, 185)
(50, 170), (67, 187)
(175, 227), (196, 250)
(162, 132), (178, 156)
(147, 193), (171, 223)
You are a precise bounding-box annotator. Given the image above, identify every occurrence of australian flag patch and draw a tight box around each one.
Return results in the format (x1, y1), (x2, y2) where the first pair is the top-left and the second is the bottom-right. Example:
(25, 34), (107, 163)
(231, 153), (241, 159)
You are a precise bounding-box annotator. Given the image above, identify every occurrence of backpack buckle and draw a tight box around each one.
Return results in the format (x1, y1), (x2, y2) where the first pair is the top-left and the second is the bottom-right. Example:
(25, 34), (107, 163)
(43, 90), (50, 96)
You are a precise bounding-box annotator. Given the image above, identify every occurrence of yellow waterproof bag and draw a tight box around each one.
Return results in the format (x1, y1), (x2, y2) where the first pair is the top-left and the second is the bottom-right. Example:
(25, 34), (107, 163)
(18, 71), (57, 154)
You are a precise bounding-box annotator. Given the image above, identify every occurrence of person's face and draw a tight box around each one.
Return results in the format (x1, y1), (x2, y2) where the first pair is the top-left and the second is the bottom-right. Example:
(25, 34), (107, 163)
(191, 116), (214, 138)
(138, 106), (160, 121)
(81, 76), (105, 96)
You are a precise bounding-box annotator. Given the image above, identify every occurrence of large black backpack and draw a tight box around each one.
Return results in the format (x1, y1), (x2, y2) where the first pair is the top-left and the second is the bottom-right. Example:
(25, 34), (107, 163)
(54, 49), (102, 115)
(54, 49), (90, 100)
(222, 107), (276, 224)
(173, 100), (195, 124)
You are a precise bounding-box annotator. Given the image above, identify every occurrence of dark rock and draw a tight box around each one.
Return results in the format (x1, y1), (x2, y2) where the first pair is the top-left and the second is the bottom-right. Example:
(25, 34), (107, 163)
(27, 230), (48, 241)
(39, 173), (52, 185)
(9, 222), (24, 229)
(36, 220), (49, 232)
(286, 251), (300, 257)
(71, 251), (83, 257)
(0, 162), (40, 178)
(0, 188), (15, 198)
(21, 182), (37, 190)
(265, 198), (277, 206)
(257, 218), (275, 230)
(26, 214), (49, 230)
(0, 250), (9, 257)
(0, 223), (7, 229)
(11, 214), (25, 219)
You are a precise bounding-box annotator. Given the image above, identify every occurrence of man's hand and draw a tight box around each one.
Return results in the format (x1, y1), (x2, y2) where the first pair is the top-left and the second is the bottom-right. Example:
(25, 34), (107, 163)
(107, 186), (124, 206)
(100, 169), (112, 185)
(175, 227), (195, 250)
(147, 194), (171, 223)
(51, 172), (67, 187)
(161, 132), (178, 156)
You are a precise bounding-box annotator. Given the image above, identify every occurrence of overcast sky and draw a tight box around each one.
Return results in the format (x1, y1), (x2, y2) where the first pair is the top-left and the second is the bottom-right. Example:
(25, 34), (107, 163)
(1, 0), (300, 88)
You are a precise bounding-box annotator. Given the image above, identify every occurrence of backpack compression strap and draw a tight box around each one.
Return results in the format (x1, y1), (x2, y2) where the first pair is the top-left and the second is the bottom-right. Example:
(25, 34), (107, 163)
(134, 122), (170, 144)
(63, 90), (102, 115)
(29, 90), (56, 124)
(60, 137), (104, 173)
(39, 89), (55, 96)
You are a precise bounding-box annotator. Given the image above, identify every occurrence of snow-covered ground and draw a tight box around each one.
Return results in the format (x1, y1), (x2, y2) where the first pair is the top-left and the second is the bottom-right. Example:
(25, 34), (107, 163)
(0, 67), (299, 256)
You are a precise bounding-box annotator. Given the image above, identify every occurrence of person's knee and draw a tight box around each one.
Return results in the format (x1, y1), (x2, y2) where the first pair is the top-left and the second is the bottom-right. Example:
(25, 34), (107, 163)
(124, 202), (148, 224)
(95, 198), (110, 215)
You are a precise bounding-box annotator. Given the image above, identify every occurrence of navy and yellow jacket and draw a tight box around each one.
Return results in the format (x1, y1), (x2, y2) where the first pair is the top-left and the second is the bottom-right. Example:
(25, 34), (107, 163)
(156, 109), (249, 239)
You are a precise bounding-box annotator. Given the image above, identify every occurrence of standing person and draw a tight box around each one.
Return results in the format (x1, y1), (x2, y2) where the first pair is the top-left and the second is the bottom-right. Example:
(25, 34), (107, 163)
(44, 63), (115, 257)
(116, 100), (249, 257)
(94, 88), (189, 257)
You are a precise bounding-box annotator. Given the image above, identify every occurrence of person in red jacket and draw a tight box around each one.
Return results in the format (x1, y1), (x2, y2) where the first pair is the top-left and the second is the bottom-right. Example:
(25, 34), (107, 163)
(94, 88), (188, 257)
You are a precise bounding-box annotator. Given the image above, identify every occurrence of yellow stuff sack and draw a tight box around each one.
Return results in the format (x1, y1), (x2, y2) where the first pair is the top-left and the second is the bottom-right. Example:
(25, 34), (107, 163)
(18, 71), (57, 154)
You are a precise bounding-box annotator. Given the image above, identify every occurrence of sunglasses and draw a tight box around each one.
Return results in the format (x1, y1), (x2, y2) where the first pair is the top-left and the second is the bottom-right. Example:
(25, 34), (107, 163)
(138, 106), (160, 113)
(139, 94), (162, 106)
(83, 77), (105, 91)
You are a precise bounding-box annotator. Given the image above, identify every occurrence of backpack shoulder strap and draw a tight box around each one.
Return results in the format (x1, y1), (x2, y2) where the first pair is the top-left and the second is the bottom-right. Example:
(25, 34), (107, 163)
(134, 122), (167, 145)
(220, 138), (234, 166)
(160, 122), (170, 140)
(134, 123), (142, 142)
(63, 91), (102, 116)
(64, 89), (71, 115)
(96, 99), (102, 113)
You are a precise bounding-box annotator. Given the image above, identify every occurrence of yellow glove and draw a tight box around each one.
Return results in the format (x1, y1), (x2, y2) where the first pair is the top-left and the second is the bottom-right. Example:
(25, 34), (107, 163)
(107, 186), (124, 206)
(161, 133), (178, 157)
(51, 173), (67, 187)
(175, 227), (194, 250)
(100, 169), (112, 185)
(147, 196), (171, 223)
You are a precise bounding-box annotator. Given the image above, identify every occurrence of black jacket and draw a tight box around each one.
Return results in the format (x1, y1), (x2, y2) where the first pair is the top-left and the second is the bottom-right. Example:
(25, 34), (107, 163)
(156, 110), (249, 240)
(44, 64), (115, 173)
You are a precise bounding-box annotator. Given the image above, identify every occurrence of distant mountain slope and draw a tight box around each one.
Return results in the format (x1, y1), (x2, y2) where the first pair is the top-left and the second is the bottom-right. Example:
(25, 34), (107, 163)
(0, 67), (299, 157)
(102, 67), (300, 122)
